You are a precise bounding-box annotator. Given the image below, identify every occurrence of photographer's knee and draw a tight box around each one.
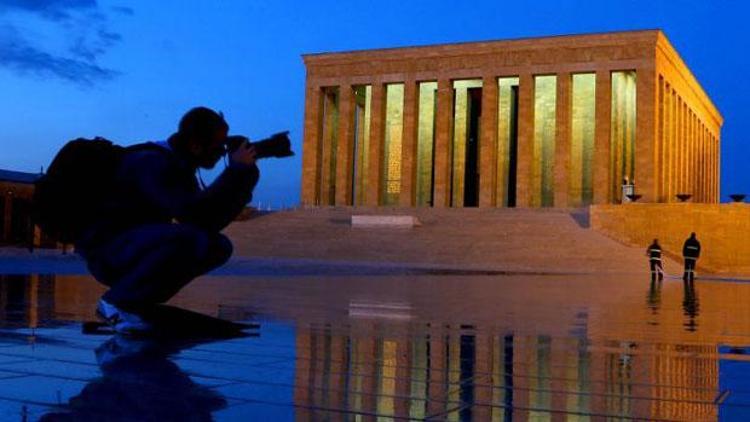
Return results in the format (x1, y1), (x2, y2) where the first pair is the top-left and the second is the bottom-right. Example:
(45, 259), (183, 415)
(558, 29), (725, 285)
(214, 233), (233, 264)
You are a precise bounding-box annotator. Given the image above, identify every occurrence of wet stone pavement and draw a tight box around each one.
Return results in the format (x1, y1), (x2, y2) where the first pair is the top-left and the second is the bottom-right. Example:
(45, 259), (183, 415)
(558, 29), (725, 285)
(1, 272), (750, 420)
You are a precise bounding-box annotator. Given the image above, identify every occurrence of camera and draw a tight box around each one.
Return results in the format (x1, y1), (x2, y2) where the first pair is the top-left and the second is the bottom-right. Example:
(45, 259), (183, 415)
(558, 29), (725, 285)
(225, 131), (294, 159)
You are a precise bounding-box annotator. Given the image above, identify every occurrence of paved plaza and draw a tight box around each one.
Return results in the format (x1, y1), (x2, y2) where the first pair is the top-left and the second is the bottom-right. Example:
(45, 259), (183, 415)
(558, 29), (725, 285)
(0, 263), (750, 420)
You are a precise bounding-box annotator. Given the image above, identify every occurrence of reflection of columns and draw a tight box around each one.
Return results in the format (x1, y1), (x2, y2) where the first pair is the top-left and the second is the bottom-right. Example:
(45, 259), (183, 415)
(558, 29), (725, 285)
(335, 84), (354, 206)
(3, 192), (12, 241)
(29, 274), (38, 328)
(554, 72), (571, 208)
(294, 327), (312, 420)
(589, 348), (606, 416)
(516, 73), (534, 208)
(366, 83), (385, 206)
(359, 336), (378, 420)
(635, 68), (656, 202)
(329, 335), (346, 417)
(433, 78), (454, 208)
(593, 70), (612, 204)
(550, 338), (567, 420)
(400, 78), (418, 207)
(479, 75), (498, 207)
(473, 333), (493, 420)
(301, 84), (323, 205)
(427, 330), (447, 416)
(394, 338), (411, 418)
(512, 336), (530, 420)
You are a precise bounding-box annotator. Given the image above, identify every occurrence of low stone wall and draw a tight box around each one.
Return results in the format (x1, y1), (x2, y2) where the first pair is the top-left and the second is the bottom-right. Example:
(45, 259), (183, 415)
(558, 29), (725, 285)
(591, 203), (750, 274)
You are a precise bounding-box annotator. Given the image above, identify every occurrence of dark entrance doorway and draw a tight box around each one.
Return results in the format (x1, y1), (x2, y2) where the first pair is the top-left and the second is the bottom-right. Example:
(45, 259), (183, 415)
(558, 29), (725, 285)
(507, 85), (519, 207)
(463, 87), (482, 207)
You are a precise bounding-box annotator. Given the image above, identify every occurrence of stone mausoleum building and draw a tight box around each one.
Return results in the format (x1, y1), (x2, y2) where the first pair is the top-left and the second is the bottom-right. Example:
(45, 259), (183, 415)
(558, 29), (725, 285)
(300, 30), (722, 208)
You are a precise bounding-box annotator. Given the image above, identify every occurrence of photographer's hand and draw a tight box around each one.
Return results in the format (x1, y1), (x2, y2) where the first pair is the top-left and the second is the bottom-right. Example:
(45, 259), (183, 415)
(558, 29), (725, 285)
(229, 141), (257, 167)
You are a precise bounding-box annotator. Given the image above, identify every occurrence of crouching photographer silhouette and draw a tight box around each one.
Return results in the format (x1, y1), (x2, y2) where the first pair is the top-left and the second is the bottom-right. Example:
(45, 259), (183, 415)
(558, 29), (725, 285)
(36, 106), (293, 334)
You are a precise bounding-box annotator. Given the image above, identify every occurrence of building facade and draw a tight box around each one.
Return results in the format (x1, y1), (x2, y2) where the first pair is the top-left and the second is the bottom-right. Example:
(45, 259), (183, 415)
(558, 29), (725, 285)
(1, 169), (40, 245)
(300, 30), (722, 208)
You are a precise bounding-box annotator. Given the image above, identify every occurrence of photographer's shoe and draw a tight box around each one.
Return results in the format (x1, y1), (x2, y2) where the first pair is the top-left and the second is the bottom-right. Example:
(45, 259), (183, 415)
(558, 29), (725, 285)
(96, 298), (152, 334)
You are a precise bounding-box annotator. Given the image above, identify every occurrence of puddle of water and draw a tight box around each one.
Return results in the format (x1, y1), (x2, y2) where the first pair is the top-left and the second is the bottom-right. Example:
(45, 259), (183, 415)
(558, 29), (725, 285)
(1, 273), (750, 420)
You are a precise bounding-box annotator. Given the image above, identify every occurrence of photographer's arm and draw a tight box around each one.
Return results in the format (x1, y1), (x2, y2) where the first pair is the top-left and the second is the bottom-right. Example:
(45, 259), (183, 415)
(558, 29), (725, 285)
(123, 149), (259, 232)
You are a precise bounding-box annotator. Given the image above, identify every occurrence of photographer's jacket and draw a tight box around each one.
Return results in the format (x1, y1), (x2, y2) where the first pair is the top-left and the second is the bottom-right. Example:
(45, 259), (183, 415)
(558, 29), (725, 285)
(80, 142), (258, 247)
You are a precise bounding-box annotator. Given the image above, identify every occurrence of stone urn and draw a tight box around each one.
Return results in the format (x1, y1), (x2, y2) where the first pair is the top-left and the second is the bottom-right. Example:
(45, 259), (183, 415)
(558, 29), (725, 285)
(626, 194), (642, 202)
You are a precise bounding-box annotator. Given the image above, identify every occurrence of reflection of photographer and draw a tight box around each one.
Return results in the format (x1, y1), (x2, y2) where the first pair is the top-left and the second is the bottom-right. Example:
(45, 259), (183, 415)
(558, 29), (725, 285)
(40, 335), (228, 421)
(75, 107), (289, 334)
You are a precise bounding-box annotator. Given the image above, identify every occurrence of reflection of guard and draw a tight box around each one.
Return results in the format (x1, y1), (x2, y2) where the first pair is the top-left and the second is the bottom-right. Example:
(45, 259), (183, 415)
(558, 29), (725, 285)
(682, 278), (699, 332)
(682, 232), (701, 282)
(646, 239), (664, 281)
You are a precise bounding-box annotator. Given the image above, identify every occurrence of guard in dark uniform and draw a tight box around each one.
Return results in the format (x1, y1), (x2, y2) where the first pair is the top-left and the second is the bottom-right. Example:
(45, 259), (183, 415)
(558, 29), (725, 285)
(646, 239), (664, 281)
(682, 232), (701, 282)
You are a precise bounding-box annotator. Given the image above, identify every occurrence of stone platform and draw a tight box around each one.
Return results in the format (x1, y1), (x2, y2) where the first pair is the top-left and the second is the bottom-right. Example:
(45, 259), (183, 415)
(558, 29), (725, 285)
(226, 207), (681, 275)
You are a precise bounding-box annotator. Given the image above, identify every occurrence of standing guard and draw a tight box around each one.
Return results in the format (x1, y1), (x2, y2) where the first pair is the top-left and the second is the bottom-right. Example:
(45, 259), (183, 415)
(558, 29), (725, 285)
(682, 232), (701, 282)
(646, 239), (664, 281)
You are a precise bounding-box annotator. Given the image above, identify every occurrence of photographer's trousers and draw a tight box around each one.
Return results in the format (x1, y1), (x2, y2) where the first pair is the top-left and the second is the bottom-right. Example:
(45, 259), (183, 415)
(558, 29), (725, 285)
(79, 223), (232, 310)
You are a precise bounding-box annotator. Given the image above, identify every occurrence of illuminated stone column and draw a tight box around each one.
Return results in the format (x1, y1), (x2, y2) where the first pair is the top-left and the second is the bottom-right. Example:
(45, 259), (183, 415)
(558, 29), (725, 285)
(715, 134), (720, 203)
(593, 70), (612, 204)
(675, 98), (681, 198)
(693, 113), (698, 199)
(320, 90), (339, 206)
(664, 87), (675, 202)
(335, 84), (354, 206)
(704, 127), (710, 202)
(710, 130), (715, 202)
(433, 78), (455, 208)
(366, 83), (385, 206)
(712, 133), (716, 202)
(516, 73), (534, 208)
(690, 112), (696, 199)
(697, 126), (703, 202)
(301, 84), (323, 205)
(554, 72), (571, 207)
(400, 79), (418, 207)
(680, 101), (686, 195)
(479, 75), (499, 207)
(703, 128), (709, 202)
(656, 77), (664, 202)
(635, 68), (656, 202)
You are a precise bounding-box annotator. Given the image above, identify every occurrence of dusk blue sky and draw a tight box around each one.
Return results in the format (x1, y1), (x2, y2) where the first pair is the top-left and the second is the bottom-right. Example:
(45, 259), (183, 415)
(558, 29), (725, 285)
(0, 0), (747, 206)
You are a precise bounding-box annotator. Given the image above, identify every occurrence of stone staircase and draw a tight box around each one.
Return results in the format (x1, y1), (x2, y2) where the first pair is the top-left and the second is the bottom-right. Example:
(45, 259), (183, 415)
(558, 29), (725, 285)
(225, 207), (676, 274)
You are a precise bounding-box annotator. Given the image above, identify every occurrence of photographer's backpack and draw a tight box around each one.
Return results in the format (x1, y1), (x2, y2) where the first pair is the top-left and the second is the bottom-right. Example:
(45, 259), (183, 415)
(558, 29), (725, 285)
(33, 137), (151, 244)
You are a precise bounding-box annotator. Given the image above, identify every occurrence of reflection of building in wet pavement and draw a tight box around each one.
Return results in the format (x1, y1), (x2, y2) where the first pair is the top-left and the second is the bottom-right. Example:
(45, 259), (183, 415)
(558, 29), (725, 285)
(0, 275), (56, 327)
(293, 323), (718, 420)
